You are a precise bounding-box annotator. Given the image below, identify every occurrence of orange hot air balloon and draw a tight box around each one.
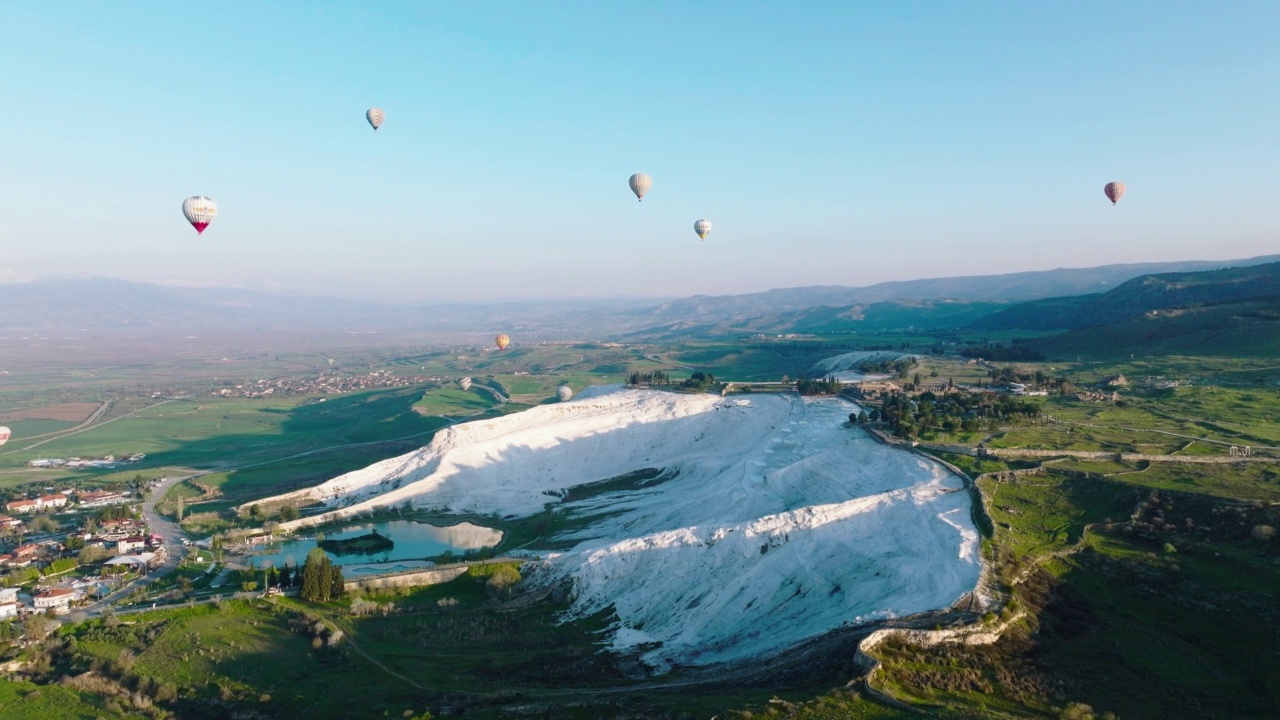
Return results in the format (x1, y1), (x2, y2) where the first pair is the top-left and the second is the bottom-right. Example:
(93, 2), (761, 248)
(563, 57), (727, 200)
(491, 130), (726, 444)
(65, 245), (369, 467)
(1104, 181), (1125, 206)
(495, 334), (511, 350)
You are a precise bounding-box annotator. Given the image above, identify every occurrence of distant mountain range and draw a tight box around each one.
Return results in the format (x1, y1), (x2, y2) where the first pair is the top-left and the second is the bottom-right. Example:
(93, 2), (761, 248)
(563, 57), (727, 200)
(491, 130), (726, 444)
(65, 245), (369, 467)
(3, 254), (1278, 343)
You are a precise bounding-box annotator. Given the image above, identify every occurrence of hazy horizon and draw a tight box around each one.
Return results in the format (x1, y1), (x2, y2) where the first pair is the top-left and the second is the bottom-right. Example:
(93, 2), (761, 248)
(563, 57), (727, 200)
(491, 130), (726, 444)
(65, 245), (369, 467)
(3, 2), (1278, 302)
(2, 248), (1279, 308)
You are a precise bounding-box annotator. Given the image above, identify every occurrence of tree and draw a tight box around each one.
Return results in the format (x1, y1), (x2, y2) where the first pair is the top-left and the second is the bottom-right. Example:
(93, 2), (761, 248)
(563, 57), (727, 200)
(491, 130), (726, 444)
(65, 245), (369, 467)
(78, 545), (111, 564)
(212, 534), (224, 563)
(279, 564), (294, 588)
(176, 495), (184, 522)
(278, 504), (299, 522)
(64, 535), (85, 551)
(31, 515), (59, 533)
(22, 613), (58, 642)
(300, 548), (333, 602)
(329, 565), (345, 600)
(485, 565), (522, 600)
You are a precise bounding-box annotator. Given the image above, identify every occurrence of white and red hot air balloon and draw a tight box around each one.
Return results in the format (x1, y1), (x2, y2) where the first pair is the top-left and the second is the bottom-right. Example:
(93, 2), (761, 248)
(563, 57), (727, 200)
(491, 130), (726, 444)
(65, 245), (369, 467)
(0, 426), (10, 447)
(182, 196), (218, 234)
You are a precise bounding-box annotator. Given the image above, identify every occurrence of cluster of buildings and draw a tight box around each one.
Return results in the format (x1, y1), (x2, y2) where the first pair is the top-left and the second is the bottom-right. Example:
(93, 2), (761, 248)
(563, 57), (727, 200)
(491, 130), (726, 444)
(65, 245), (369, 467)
(25, 454), (145, 470)
(4, 488), (132, 514)
(1, 516), (167, 616)
(210, 370), (437, 398)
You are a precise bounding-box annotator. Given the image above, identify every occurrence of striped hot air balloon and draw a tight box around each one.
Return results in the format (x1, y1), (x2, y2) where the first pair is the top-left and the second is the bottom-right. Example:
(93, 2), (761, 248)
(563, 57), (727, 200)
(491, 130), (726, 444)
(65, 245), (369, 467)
(366, 107), (385, 131)
(458, 377), (472, 391)
(1104, 181), (1125, 206)
(694, 219), (712, 240)
(628, 173), (652, 201)
(495, 334), (511, 350)
(182, 196), (217, 234)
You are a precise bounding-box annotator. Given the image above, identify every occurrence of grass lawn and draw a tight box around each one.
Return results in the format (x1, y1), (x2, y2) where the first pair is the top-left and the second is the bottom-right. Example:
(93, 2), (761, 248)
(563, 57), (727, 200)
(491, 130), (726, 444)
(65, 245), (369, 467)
(0, 678), (127, 720)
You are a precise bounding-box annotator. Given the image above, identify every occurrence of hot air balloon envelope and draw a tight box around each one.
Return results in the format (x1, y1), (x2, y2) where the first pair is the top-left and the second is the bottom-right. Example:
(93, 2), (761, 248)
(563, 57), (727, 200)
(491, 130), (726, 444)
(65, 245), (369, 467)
(366, 107), (385, 131)
(182, 196), (218, 234)
(495, 334), (511, 350)
(458, 377), (473, 391)
(557, 385), (573, 402)
(0, 426), (10, 447)
(1104, 181), (1125, 205)
(694, 219), (712, 240)
(629, 173), (652, 201)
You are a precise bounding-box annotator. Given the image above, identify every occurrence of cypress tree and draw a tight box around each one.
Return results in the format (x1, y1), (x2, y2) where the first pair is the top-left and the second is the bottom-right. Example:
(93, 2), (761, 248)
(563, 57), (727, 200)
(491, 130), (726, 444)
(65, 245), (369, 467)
(329, 565), (345, 600)
(301, 548), (332, 602)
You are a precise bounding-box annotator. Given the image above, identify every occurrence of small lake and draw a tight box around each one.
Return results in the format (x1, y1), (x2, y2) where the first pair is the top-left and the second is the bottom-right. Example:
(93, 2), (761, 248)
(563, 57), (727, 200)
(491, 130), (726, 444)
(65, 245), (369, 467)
(250, 519), (504, 568)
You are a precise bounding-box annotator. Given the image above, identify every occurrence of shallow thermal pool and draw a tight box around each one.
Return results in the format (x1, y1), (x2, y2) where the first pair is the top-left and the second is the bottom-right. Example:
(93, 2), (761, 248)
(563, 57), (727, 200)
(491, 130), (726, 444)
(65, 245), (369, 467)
(251, 519), (502, 568)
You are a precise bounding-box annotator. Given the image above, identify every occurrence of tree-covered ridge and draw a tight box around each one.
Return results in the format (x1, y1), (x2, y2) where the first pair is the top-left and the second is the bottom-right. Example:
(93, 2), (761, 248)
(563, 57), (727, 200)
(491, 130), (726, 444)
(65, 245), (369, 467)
(876, 390), (1041, 440)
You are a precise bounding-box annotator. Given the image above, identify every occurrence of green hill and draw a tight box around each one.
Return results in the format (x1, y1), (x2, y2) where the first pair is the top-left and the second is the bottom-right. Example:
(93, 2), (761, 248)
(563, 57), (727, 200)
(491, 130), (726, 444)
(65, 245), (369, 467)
(1034, 299), (1280, 357)
(972, 262), (1280, 332)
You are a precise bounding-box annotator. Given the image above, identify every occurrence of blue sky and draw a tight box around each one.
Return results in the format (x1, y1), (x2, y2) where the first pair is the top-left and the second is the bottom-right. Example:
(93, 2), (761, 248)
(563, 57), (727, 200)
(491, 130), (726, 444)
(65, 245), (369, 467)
(1, 1), (1277, 301)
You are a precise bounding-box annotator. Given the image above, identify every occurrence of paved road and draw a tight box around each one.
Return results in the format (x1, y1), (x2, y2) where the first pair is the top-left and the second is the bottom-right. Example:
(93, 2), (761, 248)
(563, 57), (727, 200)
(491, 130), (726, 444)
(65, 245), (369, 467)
(82, 475), (188, 615)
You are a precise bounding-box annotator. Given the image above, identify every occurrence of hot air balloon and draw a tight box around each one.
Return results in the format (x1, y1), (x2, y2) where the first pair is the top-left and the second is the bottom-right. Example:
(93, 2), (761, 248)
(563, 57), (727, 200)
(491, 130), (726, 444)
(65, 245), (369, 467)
(458, 377), (473, 391)
(495, 334), (511, 350)
(694, 219), (712, 241)
(1104, 181), (1125, 206)
(182, 196), (217, 234)
(556, 385), (573, 402)
(628, 173), (652, 202)
(366, 107), (385, 131)
(0, 426), (9, 447)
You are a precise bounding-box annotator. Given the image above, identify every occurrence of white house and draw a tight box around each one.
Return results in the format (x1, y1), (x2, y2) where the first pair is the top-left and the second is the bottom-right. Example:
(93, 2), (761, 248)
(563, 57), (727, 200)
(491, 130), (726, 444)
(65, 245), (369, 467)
(33, 587), (77, 612)
(115, 536), (147, 554)
(0, 588), (18, 619)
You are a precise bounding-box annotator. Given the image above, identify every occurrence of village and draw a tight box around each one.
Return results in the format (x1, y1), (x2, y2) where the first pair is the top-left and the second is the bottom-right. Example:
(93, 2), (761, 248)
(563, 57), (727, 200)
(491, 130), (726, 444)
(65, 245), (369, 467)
(208, 369), (440, 398)
(0, 486), (168, 619)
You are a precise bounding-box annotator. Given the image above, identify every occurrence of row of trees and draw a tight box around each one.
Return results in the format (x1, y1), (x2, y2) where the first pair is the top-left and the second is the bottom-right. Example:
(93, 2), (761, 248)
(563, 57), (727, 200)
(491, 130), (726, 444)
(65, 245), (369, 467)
(626, 370), (672, 386)
(300, 548), (345, 602)
(796, 376), (843, 395)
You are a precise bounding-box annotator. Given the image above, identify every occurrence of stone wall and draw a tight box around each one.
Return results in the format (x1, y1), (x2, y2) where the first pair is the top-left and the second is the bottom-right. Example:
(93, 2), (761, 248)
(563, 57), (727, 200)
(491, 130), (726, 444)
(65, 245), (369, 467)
(343, 565), (469, 592)
(985, 448), (1278, 463)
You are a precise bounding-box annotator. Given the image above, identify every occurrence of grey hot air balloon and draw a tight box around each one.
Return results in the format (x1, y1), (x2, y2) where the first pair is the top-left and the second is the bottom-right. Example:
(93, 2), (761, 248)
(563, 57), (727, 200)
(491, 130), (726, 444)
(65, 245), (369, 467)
(556, 385), (573, 402)
(366, 107), (385, 131)
(628, 173), (652, 202)
(1104, 181), (1125, 206)
(694, 219), (712, 240)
